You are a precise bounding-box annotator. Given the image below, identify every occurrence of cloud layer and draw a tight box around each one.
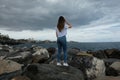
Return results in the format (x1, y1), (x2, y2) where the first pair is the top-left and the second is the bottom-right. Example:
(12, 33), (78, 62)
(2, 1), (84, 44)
(0, 0), (120, 42)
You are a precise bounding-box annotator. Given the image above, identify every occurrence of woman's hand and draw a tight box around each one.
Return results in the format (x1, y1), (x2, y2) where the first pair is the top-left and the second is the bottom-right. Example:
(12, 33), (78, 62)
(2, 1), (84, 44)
(65, 20), (72, 28)
(68, 24), (72, 28)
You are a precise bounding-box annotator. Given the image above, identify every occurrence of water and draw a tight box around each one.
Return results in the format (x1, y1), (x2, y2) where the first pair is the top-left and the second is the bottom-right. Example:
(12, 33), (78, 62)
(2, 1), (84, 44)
(15, 42), (120, 51)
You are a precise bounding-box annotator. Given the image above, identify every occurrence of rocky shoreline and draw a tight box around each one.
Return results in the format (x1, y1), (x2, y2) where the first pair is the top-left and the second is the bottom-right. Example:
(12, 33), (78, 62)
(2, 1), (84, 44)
(0, 44), (120, 80)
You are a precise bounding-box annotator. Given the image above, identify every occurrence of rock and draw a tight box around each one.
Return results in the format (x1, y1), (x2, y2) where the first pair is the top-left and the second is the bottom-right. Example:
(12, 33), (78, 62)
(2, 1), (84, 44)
(72, 47), (80, 51)
(77, 51), (93, 57)
(32, 48), (49, 63)
(105, 49), (117, 55)
(0, 50), (9, 58)
(48, 50), (106, 80)
(103, 58), (120, 67)
(6, 51), (33, 64)
(20, 51), (32, 59)
(105, 67), (119, 76)
(7, 51), (32, 59)
(11, 76), (31, 80)
(47, 47), (56, 57)
(94, 76), (120, 80)
(32, 48), (49, 57)
(92, 50), (108, 59)
(69, 54), (105, 80)
(32, 55), (48, 63)
(0, 59), (22, 75)
(87, 57), (105, 78)
(103, 60), (120, 76)
(44, 53), (57, 64)
(0, 56), (6, 60)
(5, 47), (49, 64)
(67, 48), (80, 56)
(32, 46), (43, 51)
(0, 44), (2, 50)
(23, 64), (84, 80)
(110, 62), (120, 73)
(0, 70), (22, 80)
(6, 56), (22, 63)
(90, 49), (120, 59)
(1, 45), (13, 52)
(105, 49), (120, 59)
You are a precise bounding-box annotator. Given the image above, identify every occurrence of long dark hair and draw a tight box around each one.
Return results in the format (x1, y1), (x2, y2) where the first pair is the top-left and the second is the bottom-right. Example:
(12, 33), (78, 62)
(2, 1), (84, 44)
(57, 16), (65, 32)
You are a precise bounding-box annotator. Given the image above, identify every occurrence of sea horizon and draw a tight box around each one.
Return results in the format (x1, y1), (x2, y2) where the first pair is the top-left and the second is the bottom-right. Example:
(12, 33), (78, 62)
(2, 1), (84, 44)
(14, 41), (120, 51)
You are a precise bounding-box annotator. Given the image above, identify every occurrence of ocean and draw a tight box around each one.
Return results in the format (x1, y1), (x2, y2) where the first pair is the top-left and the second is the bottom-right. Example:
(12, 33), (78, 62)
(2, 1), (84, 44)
(16, 42), (120, 51)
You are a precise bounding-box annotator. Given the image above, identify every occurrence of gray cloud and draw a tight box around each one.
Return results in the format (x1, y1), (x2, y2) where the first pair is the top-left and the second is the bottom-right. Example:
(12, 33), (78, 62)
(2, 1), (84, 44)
(0, 0), (120, 31)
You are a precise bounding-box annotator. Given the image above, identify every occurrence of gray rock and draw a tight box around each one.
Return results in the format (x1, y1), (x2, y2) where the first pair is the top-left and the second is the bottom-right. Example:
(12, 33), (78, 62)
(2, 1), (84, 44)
(92, 50), (108, 59)
(105, 49), (120, 59)
(86, 57), (105, 79)
(110, 62), (120, 72)
(94, 76), (120, 80)
(105, 67), (119, 76)
(6, 51), (33, 64)
(0, 59), (22, 75)
(0, 70), (22, 80)
(32, 46), (43, 51)
(11, 76), (31, 80)
(23, 64), (84, 80)
(0, 44), (2, 50)
(1, 45), (13, 52)
(67, 48), (80, 56)
(32, 48), (49, 63)
(47, 47), (56, 57)
(32, 48), (49, 57)
(69, 53), (105, 80)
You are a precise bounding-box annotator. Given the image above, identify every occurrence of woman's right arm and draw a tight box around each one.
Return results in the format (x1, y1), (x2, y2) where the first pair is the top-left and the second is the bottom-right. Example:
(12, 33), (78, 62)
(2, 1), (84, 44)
(56, 30), (58, 38)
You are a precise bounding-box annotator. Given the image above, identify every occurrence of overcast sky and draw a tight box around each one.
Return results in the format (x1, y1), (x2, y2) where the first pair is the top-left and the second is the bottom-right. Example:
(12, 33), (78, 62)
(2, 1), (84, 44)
(0, 0), (120, 42)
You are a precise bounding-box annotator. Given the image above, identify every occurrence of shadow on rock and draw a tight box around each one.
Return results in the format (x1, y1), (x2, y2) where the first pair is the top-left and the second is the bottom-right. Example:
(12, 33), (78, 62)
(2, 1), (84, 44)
(23, 64), (84, 80)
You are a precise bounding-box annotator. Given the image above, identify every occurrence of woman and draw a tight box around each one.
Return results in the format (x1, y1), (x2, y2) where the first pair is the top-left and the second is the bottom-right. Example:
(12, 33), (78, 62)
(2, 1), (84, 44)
(56, 16), (72, 66)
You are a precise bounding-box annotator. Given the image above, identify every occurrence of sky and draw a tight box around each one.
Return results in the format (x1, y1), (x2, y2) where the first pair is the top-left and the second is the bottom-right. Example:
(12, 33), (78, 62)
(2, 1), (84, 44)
(0, 0), (120, 42)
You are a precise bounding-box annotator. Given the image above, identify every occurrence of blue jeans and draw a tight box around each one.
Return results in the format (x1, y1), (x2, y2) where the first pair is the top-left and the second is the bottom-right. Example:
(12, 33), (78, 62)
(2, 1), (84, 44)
(57, 36), (67, 63)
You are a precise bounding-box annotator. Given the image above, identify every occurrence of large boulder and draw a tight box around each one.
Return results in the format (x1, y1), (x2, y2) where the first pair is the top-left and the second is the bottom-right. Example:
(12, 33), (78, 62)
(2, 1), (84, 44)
(23, 64), (84, 80)
(47, 47), (56, 57)
(105, 67), (119, 76)
(94, 76), (120, 80)
(0, 59), (22, 75)
(31, 45), (43, 51)
(110, 62), (120, 73)
(67, 48), (80, 56)
(105, 49), (118, 55)
(0, 44), (2, 50)
(92, 50), (108, 59)
(0, 45), (11, 60)
(6, 51), (33, 64)
(47, 50), (106, 80)
(104, 49), (120, 59)
(69, 52), (105, 80)
(32, 48), (49, 63)
(1, 45), (13, 52)
(0, 70), (22, 80)
(103, 59), (120, 76)
(103, 58), (120, 66)
(5, 47), (50, 64)
(11, 76), (31, 80)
